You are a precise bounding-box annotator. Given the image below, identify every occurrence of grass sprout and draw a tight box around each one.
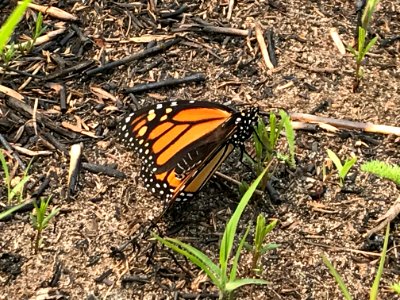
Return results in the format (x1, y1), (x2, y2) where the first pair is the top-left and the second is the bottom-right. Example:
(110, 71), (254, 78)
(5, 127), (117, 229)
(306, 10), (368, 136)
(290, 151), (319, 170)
(349, 0), (380, 91)
(0, 149), (32, 205)
(247, 111), (296, 191)
(249, 215), (279, 273)
(326, 149), (357, 187)
(31, 196), (59, 253)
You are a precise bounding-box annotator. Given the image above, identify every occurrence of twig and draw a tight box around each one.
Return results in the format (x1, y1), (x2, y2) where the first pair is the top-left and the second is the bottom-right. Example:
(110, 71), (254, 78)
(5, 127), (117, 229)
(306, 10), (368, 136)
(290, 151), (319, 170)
(67, 143), (82, 198)
(45, 60), (95, 80)
(160, 4), (188, 18)
(124, 73), (206, 93)
(0, 133), (26, 170)
(6, 97), (77, 139)
(0, 63), (43, 79)
(41, 132), (69, 155)
(11, 144), (53, 156)
(4, 28), (66, 50)
(364, 195), (400, 238)
(265, 29), (277, 67)
(85, 38), (181, 77)
(82, 162), (126, 178)
(255, 23), (274, 70)
(215, 171), (263, 196)
(175, 24), (250, 37)
(227, 0), (235, 21)
(20, 1), (78, 21)
(289, 112), (400, 136)
(291, 59), (339, 74)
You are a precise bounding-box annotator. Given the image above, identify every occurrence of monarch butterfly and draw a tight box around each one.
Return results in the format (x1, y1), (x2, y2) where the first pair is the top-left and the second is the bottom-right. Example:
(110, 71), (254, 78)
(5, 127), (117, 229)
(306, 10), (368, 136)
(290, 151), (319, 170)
(116, 100), (258, 204)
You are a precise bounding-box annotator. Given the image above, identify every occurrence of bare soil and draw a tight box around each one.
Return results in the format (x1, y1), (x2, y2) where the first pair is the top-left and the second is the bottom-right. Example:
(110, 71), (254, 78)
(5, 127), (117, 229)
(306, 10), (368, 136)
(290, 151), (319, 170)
(1, 0), (400, 299)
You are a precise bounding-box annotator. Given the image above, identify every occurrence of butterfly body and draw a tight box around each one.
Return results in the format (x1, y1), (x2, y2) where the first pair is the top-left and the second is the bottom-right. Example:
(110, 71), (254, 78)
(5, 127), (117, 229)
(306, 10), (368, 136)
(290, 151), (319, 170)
(116, 100), (258, 203)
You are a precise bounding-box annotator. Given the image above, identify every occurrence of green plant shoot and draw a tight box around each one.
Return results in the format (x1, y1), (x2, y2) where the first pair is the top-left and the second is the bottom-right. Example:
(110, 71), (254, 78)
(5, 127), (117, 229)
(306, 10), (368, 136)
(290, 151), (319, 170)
(0, 149), (32, 205)
(361, 0), (380, 30)
(250, 215), (279, 272)
(326, 149), (357, 187)
(154, 167), (270, 300)
(361, 160), (400, 185)
(31, 196), (59, 253)
(391, 283), (400, 295)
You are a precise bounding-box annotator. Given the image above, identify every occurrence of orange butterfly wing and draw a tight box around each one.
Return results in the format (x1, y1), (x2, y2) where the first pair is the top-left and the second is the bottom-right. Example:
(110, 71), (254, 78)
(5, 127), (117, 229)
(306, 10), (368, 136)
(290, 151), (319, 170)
(117, 100), (258, 202)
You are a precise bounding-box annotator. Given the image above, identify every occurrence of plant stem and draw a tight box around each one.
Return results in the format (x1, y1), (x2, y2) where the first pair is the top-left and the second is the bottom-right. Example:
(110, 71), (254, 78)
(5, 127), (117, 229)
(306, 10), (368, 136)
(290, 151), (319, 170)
(34, 229), (41, 254)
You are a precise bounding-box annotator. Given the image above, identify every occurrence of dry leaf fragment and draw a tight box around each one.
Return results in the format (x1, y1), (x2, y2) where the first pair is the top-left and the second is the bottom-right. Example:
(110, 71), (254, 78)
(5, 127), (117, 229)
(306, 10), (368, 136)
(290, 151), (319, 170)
(90, 86), (118, 102)
(0, 85), (24, 101)
(330, 28), (346, 55)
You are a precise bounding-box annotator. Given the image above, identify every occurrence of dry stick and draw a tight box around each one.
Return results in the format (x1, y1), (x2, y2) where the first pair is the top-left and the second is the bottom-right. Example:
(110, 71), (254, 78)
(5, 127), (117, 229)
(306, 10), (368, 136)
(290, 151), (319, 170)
(289, 112), (400, 136)
(82, 162), (126, 179)
(85, 38), (181, 77)
(5, 97), (77, 139)
(215, 171), (263, 196)
(255, 23), (274, 70)
(160, 3), (188, 18)
(175, 24), (250, 37)
(45, 60), (95, 80)
(67, 143), (82, 198)
(0, 63), (43, 79)
(11, 144), (52, 156)
(265, 29), (277, 67)
(41, 132), (69, 155)
(4, 28), (66, 50)
(124, 73), (206, 94)
(20, 1), (78, 21)
(227, 0), (235, 20)
(364, 195), (400, 238)
(0, 133), (26, 170)
(291, 59), (339, 74)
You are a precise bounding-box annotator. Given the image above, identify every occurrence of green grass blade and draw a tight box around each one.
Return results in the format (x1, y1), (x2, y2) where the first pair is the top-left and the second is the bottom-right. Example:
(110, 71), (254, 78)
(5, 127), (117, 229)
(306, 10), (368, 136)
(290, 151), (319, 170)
(0, 202), (26, 220)
(370, 223), (390, 300)
(280, 110), (296, 168)
(362, 36), (378, 58)
(219, 168), (269, 273)
(0, 0), (32, 54)
(339, 156), (357, 181)
(229, 225), (251, 282)
(322, 254), (353, 300)
(9, 175), (30, 203)
(358, 27), (366, 54)
(327, 149), (343, 171)
(254, 214), (266, 248)
(225, 278), (268, 291)
(0, 150), (11, 196)
(42, 208), (60, 229)
(153, 235), (221, 286)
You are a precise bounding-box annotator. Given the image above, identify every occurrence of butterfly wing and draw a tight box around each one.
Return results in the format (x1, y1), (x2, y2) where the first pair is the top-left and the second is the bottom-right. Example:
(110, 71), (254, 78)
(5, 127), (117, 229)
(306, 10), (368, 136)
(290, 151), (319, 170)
(116, 100), (258, 202)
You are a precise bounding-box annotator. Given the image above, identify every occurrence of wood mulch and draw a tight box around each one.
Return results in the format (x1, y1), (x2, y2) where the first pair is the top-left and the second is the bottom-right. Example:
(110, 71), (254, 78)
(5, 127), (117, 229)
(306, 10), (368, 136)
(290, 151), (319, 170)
(1, 0), (399, 299)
